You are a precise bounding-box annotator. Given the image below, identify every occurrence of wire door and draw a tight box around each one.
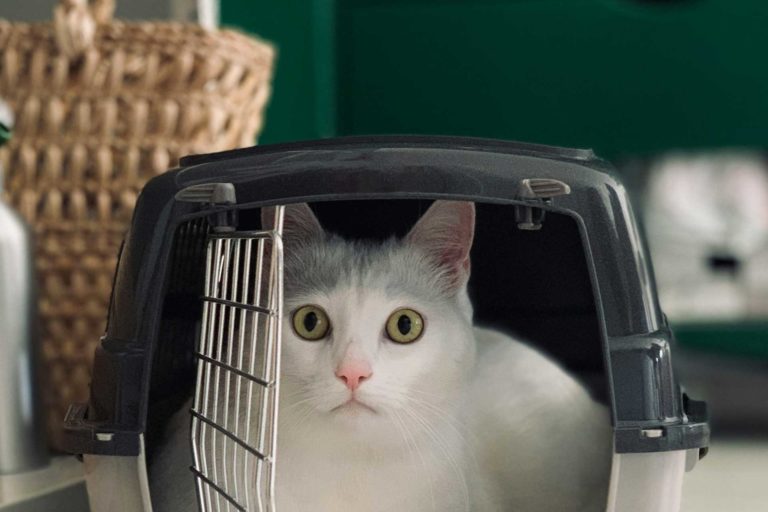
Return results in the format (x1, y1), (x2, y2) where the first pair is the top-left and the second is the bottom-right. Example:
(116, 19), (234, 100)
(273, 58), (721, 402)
(190, 207), (285, 512)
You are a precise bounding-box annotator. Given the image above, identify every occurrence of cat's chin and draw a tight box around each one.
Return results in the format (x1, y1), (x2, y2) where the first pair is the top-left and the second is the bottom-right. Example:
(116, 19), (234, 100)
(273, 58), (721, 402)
(329, 398), (378, 416)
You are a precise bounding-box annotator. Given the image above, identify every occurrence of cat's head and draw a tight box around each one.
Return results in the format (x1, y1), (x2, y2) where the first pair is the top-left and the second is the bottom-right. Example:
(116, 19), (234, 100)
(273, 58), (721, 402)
(265, 201), (476, 432)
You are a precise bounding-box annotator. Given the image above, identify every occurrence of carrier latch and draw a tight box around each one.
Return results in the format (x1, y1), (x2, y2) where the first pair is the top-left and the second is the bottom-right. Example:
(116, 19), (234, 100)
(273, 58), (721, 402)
(515, 178), (571, 230)
(175, 182), (237, 232)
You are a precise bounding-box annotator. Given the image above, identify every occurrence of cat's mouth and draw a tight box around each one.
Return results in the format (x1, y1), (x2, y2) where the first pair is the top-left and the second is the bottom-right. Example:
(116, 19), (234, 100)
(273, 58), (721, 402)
(329, 397), (378, 415)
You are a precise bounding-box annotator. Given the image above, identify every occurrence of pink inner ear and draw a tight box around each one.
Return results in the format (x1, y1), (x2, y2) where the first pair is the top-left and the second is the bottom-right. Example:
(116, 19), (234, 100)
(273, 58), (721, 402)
(407, 201), (475, 289)
(438, 230), (472, 271)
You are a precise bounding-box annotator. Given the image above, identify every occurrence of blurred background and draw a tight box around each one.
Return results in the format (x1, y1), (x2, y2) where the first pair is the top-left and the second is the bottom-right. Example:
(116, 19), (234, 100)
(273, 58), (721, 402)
(1, 0), (766, 511)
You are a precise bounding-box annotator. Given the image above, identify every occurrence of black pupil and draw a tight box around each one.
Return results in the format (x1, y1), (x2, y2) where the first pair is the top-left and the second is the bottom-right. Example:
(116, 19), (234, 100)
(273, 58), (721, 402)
(304, 311), (319, 332)
(397, 314), (412, 335)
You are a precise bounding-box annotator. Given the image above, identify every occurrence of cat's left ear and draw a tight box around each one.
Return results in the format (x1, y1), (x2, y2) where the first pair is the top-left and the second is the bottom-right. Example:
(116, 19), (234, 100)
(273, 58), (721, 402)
(406, 200), (475, 289)
(261, 203), (324, 243)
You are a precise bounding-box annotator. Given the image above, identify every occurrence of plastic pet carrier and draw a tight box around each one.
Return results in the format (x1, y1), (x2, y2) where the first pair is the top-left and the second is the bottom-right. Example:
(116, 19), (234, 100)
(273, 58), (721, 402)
(61, 136), (710, 512)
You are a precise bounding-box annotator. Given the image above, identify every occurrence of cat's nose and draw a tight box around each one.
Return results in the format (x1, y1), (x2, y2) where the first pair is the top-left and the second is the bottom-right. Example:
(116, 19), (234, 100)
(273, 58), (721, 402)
(335, 361), (373, 391)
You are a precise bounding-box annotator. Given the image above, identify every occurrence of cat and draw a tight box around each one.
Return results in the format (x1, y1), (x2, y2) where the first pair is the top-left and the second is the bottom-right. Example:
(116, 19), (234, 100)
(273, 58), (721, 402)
(150, 200), (612, 511)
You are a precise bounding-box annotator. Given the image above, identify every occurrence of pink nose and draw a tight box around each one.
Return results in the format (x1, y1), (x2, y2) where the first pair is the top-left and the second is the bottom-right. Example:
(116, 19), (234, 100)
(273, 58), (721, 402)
(335, 361), (372, 391)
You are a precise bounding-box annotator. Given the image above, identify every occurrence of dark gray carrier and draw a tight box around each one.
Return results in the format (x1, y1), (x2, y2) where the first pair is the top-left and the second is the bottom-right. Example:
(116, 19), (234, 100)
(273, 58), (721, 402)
(61, 136), (709, 512)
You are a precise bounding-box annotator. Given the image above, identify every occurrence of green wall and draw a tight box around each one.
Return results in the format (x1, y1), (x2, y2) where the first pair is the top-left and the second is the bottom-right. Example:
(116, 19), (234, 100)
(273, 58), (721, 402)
(222, 0), (336, 144)
(224, 0), (768, 159)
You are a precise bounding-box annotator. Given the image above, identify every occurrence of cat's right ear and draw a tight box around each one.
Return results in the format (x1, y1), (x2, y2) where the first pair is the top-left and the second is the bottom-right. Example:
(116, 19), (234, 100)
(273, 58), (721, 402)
(261, 203), (324, 242)
(406, 200), (475, 291)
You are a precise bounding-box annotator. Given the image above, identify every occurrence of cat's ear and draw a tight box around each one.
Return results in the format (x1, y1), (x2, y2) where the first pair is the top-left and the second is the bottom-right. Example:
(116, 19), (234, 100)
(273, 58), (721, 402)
(262, 203), (324, 242)
(406, 200), (475, 289)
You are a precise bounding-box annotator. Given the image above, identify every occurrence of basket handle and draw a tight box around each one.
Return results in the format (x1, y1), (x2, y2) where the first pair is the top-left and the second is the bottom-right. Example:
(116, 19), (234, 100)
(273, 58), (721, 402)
(53, 0), (116, 57)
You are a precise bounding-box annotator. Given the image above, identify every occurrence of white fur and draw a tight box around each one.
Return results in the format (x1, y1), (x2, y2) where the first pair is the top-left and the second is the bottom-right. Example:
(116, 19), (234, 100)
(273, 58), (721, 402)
(468, 327), (612, 511)
(151, 202), (612, 511)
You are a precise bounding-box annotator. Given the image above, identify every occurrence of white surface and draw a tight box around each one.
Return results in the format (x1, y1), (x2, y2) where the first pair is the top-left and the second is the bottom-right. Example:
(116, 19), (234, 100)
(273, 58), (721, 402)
(0, 455), (83, 507)
(681, 438), (768, 512)
(84, 436), (152, 512)
(0, 439), (763, 511)
(607, 450), (686, 512)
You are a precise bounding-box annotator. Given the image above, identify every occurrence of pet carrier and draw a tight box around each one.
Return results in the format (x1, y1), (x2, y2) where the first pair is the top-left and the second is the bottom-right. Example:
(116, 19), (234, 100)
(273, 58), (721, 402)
(61, 136), (709, 512)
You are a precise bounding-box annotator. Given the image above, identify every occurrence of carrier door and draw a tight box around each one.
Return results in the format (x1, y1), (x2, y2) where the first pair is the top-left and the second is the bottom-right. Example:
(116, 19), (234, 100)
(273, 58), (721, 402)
(190, 207), (285, 512)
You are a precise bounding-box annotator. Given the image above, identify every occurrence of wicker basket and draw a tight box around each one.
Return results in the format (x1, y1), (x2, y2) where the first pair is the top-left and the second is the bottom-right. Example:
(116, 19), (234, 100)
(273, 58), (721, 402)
(0, 0), (274, 449)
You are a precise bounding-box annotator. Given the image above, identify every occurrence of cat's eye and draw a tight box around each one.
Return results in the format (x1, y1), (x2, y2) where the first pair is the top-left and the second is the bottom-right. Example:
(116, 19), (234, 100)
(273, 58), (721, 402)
(292, 305), (330, 341)
(385, 308), (425, 343)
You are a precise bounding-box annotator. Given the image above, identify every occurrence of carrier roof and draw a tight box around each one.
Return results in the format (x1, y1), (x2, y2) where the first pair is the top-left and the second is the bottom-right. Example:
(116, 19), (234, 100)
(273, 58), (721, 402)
(179, 135), (600, 167)
(166, 136), (619, 209)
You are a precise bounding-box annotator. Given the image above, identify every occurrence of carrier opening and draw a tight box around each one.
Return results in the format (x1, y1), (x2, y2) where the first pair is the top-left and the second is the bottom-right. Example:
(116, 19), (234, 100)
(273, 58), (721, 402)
(145, 200), (607, 465)
(297, 200), (606, 403)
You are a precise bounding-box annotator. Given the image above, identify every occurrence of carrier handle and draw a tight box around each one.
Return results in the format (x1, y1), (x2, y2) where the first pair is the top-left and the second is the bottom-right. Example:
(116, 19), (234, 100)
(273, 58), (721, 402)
(515, 178), (571, 230)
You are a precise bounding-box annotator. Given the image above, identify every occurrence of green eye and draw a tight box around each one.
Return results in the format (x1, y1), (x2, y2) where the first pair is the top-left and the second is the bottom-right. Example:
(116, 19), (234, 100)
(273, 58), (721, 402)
(292, 305), (330, 341)
(386, 308), (425, 344)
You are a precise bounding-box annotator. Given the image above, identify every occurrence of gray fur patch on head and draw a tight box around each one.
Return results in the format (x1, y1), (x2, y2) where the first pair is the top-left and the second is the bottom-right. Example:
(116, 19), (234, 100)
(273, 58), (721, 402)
(283, 234), (459, 305)
(275, 200), (476, 313)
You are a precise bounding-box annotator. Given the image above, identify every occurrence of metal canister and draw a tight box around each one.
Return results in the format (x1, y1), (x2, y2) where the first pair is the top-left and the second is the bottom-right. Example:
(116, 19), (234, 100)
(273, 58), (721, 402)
(0, 99), (48, 473)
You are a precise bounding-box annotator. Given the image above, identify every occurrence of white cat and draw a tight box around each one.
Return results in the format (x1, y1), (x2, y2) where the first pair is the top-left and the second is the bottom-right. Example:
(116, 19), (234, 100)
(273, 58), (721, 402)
(151, 201), (612, 511)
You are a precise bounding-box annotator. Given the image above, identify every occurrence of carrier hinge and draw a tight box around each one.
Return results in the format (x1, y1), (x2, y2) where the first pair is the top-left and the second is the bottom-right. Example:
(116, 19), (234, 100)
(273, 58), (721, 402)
(515, 178), (571, 230)
(175, 182), (238, 232)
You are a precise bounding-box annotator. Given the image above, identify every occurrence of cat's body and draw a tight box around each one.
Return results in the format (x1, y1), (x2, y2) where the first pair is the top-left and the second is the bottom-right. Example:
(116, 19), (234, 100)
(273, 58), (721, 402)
(274, 326), (610, 512)
(151, 201), (611, 511)
(468, 327), (611, 512)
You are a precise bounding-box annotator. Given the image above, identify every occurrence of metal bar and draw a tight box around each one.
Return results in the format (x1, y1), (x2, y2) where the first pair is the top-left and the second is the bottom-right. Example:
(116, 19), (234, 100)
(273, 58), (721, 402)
(255, 206), (285, 510)
(254, 236), (274, 507)
(190, 410), (267, 461)
(211, 238), (234, 509)
(266, 205), (285, 511)
(222, 238), (242, 508)
(201, 296), (275, 316)
(194, 353), (273, 388)
(191, 467), (247, 512)
(200, 237), (225, 511)
(232, 238), (252, 507)
(255, 300), (270, 504)
(192, 239), (215, 511)
(246, 238), (265, 512)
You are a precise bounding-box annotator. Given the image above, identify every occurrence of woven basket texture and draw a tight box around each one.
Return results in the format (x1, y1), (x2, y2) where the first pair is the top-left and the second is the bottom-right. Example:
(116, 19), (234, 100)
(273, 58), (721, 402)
(0, 0), (274, 449)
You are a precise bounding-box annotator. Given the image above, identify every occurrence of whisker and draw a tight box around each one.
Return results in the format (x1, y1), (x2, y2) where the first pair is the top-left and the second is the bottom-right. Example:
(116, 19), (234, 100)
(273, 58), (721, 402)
(401, 405), (471, 512)
(392, 409), (437, 512)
